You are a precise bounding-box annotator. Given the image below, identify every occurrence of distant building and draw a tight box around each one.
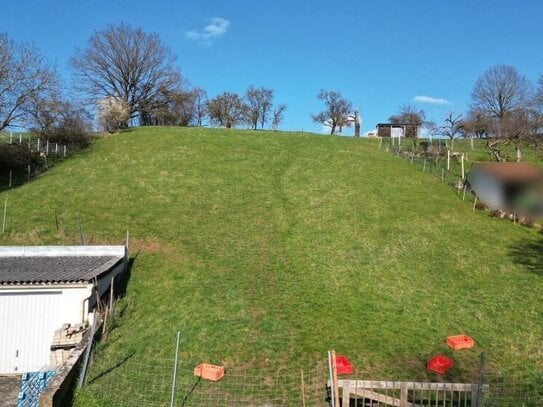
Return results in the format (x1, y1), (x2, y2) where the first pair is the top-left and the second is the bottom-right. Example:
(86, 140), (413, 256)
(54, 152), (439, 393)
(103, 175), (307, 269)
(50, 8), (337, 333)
(468, 162), (543, 216)
(376, 123), (419, 138)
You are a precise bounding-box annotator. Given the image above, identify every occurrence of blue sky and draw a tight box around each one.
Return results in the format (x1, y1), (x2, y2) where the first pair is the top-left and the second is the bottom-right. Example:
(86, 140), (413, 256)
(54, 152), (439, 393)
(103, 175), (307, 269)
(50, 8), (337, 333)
(2, 0), (542, 135)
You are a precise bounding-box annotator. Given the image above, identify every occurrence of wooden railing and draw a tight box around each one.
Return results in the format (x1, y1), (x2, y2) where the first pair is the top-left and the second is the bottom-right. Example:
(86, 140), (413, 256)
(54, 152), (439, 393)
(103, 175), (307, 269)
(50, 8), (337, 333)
(336, 379), (489, 407)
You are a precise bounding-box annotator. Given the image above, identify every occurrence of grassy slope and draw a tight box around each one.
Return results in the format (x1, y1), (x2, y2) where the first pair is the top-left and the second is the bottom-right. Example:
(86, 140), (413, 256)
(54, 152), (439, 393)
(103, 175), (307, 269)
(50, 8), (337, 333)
(0, 127), (541, 398)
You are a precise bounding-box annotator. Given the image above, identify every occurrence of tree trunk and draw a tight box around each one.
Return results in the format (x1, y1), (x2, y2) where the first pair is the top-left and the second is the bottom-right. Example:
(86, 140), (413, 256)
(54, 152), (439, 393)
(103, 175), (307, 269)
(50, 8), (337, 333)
(516, 145), (522, 162)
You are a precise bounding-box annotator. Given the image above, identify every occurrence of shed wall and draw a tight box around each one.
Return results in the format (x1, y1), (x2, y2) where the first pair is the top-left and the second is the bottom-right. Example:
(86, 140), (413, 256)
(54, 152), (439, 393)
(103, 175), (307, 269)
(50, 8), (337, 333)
(0, 285), (92, 374)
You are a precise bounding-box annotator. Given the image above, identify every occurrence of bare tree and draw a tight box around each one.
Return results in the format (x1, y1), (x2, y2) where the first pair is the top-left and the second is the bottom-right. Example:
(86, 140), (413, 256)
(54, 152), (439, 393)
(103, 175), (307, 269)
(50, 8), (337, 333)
(471, 65), (535, 161)
(70, 23), (182, 127)
(271, 104), (287, 130)
(259, 88), (273, 130)
(244, 86), (273, 130)
(472, 65), (532, 120)
(193, 87), (208, 127)
(27, 91), (92, 145)
(0, 34), (57, 131)
(174, 90), (198, 126)
(463, 109), (490, 139)
(140, 88), (199, 126)
(207, 92), (246, 128)
(388, 104), (426, 137)
(497, 109), (542, 161)
(434, 113), (464, 152)
(312, 90), (352, 135)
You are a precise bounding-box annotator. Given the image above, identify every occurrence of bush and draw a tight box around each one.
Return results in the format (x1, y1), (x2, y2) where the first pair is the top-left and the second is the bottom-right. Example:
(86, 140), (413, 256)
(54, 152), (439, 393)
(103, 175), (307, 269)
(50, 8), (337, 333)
(32, 102), (92, 148)
(0, 144), (39, 174)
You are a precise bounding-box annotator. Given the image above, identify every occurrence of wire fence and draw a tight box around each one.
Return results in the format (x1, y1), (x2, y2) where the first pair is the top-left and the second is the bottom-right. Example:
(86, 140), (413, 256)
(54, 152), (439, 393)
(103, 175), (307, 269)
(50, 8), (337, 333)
(80, 351), (329, 406)
(0, 132), (78, 192)
(381, 138), (467, 187)
(77, 346), (543, 407)
(378, 137), (543, 229)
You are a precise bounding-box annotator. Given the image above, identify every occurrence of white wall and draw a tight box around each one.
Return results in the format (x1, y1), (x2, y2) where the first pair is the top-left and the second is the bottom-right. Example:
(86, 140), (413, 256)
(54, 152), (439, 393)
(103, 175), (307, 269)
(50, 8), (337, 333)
(0, 284), (92, 373)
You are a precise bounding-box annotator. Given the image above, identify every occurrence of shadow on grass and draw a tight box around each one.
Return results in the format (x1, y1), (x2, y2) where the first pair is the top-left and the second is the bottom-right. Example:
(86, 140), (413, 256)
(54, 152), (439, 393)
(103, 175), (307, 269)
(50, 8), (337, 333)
(180, 377), (201, 407)
(86, 353), (135, 385)
(509, 237), (543, 276)
(115, 250), (139, 297)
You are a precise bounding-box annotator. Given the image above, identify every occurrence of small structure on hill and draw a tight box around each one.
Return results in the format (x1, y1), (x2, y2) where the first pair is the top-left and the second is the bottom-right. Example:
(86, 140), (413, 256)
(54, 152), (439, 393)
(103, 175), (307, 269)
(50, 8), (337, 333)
(468, 162), (543, 216)
(0, 245), (127, 374)
(376, 123), (419, 138)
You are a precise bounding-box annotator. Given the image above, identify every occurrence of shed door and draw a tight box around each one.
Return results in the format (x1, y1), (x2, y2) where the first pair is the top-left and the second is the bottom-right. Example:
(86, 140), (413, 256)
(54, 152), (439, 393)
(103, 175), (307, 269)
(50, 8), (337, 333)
(0, 291), (63, 373)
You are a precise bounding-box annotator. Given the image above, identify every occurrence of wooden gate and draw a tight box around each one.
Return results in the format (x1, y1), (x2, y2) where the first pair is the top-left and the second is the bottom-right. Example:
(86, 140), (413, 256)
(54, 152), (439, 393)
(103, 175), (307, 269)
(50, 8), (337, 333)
(336, 380), (489, 407)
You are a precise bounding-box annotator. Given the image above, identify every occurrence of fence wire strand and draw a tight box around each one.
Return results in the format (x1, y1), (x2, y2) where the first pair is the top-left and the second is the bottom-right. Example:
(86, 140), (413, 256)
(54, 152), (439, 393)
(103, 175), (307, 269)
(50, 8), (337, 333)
(81, 353), (328, 407)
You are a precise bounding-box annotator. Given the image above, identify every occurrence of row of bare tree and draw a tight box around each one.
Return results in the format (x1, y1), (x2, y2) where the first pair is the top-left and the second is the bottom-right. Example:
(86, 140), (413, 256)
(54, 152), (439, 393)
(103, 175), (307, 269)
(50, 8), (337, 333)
(382, 65), (543, 161)
(0, 24), (287, 137)
(206, 88), (286, 130)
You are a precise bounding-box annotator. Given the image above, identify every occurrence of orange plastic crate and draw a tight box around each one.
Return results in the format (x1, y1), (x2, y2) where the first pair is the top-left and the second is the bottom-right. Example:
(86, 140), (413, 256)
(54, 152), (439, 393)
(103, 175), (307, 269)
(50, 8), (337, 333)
(446, 334), (475, 350)
(193, 363), (225, 381)
(427, 355), (453, 374)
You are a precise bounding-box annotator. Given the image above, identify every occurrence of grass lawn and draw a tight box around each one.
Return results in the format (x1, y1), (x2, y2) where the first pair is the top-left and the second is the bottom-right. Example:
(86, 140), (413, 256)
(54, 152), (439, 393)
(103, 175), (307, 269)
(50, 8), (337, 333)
(0, 127), (541, 405)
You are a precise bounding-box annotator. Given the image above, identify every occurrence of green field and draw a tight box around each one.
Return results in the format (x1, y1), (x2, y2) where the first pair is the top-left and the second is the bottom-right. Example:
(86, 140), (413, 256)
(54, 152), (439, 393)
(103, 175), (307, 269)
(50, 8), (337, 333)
(0, 127), (542, 405)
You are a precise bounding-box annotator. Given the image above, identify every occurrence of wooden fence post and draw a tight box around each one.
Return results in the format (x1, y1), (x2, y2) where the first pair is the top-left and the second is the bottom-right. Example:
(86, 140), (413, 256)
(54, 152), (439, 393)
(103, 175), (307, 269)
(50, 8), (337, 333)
(400, 382), (408, 407)
(300, 369), (306, 407)
(331, 351), (339, 407)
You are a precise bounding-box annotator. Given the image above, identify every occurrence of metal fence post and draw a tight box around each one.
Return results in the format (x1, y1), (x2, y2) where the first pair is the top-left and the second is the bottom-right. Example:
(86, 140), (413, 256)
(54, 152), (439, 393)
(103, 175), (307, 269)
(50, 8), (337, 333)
(476, 352), (485, 407)
(170, 331), (181, 407)
(327, 351), (335, 407)
(77, 316), (97, 388)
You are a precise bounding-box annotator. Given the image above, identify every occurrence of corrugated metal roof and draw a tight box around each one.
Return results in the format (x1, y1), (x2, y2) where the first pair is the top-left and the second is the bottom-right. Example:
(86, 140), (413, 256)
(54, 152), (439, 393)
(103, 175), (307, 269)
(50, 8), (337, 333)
(0, 256), (122, 285)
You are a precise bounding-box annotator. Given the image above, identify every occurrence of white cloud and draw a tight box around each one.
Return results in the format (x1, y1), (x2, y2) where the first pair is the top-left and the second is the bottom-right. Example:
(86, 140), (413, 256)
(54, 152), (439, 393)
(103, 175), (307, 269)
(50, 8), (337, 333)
(185, 17), (230, 44)
(412, 95), (451, 105)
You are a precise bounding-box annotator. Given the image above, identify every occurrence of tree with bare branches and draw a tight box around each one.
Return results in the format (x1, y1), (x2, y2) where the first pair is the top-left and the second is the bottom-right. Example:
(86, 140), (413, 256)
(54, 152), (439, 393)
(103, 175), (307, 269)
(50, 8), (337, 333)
(471, 65), (535, 161)
(271, 104), (287, 131)
(207, 92), (246, 128)
(0, 34), (57, 131)
(472, 65), (532, 120)
(70, 23), (182, 128)
(388, 105), (427, 137)
(536, 76), (543, 106)
(433, 113), (464, 152)
(193, 87), (208, 127)
(244, 86), (274, 130)
(312, 90), (352, 135)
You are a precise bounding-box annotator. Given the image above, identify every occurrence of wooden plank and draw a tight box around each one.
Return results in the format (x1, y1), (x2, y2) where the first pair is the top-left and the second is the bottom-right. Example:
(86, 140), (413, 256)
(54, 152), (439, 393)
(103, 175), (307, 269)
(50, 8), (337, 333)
(348, 388), (415, 407)
(342, 379), (351, 406)
(338, 380), (488, 392)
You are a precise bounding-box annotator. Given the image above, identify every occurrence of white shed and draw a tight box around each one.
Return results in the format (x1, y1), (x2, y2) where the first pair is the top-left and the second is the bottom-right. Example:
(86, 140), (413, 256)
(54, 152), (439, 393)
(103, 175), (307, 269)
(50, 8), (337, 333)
(0, 246), (127, 374)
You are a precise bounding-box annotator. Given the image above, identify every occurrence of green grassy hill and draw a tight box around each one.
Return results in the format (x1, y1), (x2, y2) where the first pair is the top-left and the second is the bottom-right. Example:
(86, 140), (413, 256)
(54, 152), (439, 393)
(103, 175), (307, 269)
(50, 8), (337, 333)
(1, 127), (541, 404)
